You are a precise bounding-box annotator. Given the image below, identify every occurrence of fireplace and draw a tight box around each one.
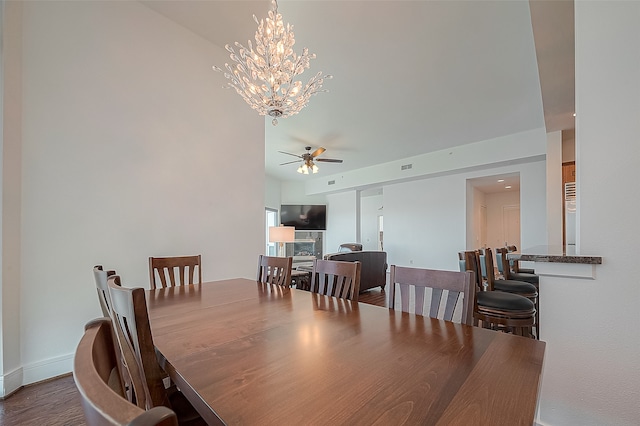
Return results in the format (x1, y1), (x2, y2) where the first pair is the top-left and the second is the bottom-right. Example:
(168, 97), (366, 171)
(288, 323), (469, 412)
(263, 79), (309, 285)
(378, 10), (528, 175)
(285, 231), (323, 266)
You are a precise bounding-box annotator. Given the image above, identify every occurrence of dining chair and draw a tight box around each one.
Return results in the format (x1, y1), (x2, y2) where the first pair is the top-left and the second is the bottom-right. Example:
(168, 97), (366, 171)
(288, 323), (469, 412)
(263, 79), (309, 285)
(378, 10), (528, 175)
(479, 248), (540, 339)
(149, 255), (202, 289)
(256, 255), (293, 286)
(92, 266), (135, 399)
(388, 265), (475, 326)
(459, 251), (536, 337)
(310, 259), (361, 302)
(93, 265), (117, 317)
(107, 276), (204, 424)
(73, 317), (178, 426)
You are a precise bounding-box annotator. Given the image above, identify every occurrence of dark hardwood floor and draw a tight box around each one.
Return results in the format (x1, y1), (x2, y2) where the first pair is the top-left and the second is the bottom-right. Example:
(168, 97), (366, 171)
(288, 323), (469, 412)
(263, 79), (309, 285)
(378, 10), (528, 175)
(0, 374), (85, 426)
(0, 288), (387, 425)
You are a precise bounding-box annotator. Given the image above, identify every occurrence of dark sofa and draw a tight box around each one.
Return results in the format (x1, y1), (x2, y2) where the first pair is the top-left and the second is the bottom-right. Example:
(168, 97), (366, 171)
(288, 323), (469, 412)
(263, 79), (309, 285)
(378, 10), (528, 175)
(323, 251), (388, 292)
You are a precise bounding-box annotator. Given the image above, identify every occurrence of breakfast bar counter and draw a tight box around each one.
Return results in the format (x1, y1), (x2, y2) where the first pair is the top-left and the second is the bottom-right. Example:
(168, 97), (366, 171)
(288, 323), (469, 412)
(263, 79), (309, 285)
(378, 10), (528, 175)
(510, 245), (602, 279)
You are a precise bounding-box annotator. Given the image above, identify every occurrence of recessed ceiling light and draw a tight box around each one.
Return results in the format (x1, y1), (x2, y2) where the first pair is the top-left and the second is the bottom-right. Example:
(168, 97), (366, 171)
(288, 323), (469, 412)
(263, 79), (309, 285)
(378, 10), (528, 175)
(497, 179), (505, 183)
(505, 185), (512, 189)
(573, 113), (576, 117)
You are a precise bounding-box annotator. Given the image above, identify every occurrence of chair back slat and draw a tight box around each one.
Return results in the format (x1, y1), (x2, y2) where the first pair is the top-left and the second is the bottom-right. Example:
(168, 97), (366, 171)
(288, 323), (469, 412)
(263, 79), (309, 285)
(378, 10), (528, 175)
(257, 255), (293, 286)
(310, 259), (361, 301)
(149, 255), (202, 289)
(389, 265), (475, 326)
(443, 291), (461, 320)
(414, 285), (426, 316)
(428, 288), (442, 318)
(73, 318), (178, 426)
(93, 265), (117, 317)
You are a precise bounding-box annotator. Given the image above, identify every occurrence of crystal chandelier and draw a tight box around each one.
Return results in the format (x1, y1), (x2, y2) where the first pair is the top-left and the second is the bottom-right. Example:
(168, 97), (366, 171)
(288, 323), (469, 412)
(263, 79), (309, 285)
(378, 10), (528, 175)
(213, 0), (332, 126)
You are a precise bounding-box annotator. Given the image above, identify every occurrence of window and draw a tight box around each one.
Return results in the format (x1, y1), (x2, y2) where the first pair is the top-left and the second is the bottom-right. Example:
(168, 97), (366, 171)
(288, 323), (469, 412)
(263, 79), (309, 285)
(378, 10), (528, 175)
(265, 208), (278, 256)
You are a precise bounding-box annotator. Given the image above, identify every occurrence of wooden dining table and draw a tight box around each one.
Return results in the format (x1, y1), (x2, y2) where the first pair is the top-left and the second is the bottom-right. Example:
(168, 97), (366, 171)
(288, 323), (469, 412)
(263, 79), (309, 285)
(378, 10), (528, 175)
(147, 278), (545, 425)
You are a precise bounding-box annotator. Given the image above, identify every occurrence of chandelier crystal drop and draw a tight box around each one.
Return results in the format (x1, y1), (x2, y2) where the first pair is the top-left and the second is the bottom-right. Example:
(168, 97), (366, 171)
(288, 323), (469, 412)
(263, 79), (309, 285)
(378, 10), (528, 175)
(213, 0), (332, 125)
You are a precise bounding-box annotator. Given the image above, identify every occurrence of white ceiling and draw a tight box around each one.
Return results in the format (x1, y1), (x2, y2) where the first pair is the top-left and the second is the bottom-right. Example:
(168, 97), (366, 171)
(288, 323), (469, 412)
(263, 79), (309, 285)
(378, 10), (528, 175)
(142, 0), (574, 182)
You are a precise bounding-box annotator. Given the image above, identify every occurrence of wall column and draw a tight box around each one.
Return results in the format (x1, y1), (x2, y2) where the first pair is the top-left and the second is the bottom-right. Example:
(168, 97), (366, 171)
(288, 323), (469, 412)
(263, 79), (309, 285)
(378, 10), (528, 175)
(1, 0), (24, 397)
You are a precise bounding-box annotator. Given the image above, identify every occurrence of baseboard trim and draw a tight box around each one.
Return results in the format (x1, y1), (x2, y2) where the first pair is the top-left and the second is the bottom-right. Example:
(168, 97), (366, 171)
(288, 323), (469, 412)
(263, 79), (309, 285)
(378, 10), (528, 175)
(1, 353), (74, 397)
(22, 353), (74, 386)
(0, 366), (24, 398)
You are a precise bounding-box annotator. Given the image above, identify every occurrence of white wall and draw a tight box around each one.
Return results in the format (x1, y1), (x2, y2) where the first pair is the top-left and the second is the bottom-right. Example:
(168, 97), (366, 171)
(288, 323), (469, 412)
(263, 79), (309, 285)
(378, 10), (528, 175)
(325, 191), (358, 254)
(546, 131), (563, 247)
(265, 175), (282, 212)
(2, 0), (264, 393)
(1, 0), (23, 393)
(360, 193), (382, 251)
(280, 180), (327, 205)
(383, 160), (546, 272)
(535, 2), (640, 425)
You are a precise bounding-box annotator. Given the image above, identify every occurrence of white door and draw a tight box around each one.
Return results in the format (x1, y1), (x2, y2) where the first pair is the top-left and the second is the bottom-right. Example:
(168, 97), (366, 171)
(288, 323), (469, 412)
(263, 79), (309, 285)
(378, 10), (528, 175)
(503, 205), (521, 249)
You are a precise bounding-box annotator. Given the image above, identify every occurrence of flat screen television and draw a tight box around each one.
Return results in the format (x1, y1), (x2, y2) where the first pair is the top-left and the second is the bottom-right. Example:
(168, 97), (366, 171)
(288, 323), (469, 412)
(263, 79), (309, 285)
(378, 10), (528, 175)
(280, 205), (327, 230)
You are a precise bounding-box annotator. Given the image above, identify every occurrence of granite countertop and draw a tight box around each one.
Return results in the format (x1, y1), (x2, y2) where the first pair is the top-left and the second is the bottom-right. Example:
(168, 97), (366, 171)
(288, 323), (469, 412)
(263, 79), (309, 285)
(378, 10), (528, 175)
(510, 245), (602, 265)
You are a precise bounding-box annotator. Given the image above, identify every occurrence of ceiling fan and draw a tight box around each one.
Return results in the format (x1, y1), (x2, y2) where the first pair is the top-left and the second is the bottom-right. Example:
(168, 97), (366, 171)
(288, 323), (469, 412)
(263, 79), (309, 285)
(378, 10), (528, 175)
(279, 146), (343, 174)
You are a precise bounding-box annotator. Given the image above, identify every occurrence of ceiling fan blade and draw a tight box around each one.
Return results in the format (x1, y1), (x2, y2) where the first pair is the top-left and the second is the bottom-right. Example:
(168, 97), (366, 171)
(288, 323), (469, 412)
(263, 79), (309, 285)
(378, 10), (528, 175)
(278, 151), (302, 159)
(310, 147), (326, 158)
(280, 160), (301, 165)
(315, 158), (343, 163)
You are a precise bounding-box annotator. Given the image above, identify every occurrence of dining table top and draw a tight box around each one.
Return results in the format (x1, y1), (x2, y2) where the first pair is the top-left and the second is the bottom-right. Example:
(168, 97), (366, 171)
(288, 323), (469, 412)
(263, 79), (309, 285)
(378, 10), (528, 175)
(147, 278), (545, 425)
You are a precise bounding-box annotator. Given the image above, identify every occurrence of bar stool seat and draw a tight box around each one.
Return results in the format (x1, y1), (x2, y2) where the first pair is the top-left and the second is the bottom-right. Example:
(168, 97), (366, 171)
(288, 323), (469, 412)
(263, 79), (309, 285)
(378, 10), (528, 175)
(508, 271), (539, 285)
(477, 291), (535, 311)
(493, 279), (538, 294)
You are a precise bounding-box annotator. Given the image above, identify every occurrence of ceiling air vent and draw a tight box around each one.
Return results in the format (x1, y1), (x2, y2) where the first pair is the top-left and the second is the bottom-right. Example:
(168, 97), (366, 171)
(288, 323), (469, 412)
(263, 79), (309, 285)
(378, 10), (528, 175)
(401, 164), (413, 171)
(328, 180), (335, 185)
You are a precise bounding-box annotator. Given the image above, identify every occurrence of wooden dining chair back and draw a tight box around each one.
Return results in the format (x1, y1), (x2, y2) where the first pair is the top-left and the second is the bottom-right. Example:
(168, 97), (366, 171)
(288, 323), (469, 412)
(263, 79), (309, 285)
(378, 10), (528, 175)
(107, 276), (204, 424)
(73, 317), (178, 426)
(108, 275), (168, 410)
(256, 255), (292, 286)
(94, 265), (117, 317)
(149, 255), (202, 289)
(310, 259), (361, 302)
(389, 265), (475, 325)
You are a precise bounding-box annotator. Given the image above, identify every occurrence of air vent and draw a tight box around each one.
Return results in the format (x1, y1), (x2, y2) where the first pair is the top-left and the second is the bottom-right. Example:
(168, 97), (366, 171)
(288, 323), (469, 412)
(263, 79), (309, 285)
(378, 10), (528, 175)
(401, 164), (413, 171)
(564, 182), (576, 201)
(328, 180), (335, 185)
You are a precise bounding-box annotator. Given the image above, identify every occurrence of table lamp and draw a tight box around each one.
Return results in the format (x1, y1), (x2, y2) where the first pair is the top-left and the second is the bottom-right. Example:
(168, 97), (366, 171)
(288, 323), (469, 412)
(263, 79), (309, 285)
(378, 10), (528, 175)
(268, 225), (295, 257)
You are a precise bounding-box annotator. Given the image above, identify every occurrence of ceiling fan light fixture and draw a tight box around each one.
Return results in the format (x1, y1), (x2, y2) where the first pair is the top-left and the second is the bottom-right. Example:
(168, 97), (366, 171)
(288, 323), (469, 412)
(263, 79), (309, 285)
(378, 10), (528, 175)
(278, 146), (343, 175)
(212, 0), (332, 126)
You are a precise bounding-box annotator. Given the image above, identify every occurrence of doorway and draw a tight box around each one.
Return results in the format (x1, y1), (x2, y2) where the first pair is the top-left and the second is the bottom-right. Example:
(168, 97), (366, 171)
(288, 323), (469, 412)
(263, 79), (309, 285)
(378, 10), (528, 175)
(467, 173), (521, 255)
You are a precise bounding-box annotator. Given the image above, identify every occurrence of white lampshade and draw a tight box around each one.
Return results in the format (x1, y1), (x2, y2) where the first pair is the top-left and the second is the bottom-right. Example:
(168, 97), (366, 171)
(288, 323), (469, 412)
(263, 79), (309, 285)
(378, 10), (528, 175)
(268, 226), (295, 243)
